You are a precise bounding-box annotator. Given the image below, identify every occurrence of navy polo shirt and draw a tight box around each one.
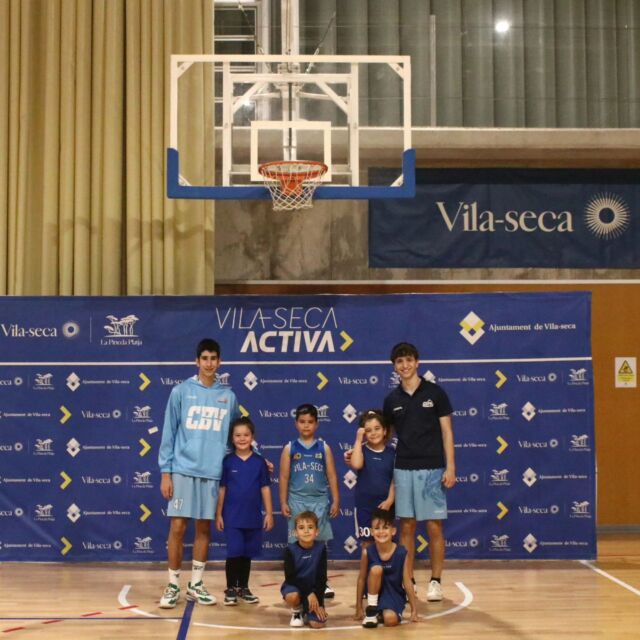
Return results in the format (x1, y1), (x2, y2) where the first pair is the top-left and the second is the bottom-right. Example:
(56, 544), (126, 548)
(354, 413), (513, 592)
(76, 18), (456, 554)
(220, 452), (270, 528)
(383, 379), (453, 470)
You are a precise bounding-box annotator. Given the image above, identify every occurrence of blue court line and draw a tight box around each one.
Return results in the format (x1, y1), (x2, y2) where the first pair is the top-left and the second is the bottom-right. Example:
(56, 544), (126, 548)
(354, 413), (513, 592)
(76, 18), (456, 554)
(176, 600), (195, 640)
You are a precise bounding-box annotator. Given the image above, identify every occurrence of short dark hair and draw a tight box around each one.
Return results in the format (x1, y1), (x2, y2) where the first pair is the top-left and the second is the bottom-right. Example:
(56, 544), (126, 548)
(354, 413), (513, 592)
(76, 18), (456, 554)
(371, 507), (395, 525)
(294, 511), (319, 527)
(295, 403), (318, 420)
(230, 416), (255, 439)
(390, 342), (419, 362)
(197, 338), (220, 359)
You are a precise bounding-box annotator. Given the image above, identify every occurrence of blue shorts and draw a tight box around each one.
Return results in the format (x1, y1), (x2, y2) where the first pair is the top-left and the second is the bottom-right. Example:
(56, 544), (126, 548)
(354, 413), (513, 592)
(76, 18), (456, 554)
(225, 527), (263, 558)
(354, 507), (374, 540)
(287, 494), (332, 542)
(394, 468), (447, 521)
(166, 473), (219, 520)
(280, 583), (324, 623)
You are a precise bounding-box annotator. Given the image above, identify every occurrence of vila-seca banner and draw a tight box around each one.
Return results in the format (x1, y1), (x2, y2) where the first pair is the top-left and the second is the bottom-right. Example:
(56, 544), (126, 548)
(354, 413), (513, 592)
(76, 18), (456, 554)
(0, 293), (595, 561)
(369, 168), (640, 268)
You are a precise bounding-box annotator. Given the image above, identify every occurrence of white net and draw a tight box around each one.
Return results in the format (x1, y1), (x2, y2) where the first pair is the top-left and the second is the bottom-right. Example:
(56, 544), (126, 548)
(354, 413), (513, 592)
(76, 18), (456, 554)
(258, 161), (328, 211)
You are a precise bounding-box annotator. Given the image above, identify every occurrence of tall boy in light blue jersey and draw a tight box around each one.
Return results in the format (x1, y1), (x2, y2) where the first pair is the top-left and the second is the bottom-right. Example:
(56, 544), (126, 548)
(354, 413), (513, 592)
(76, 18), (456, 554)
(158, 338), (240, 608)
(279, 404), (340, 599)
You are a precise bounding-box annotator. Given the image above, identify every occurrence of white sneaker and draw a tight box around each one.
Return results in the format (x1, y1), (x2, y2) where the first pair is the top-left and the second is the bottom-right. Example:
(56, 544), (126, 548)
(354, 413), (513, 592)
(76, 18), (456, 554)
(362, 605), (379, 628)
(290, 610), (304, 627)
(186, 581), (217, 605)
(427, 579), (443, 601)
(159, 583), (180, 608)
(324, 583), (335, 599)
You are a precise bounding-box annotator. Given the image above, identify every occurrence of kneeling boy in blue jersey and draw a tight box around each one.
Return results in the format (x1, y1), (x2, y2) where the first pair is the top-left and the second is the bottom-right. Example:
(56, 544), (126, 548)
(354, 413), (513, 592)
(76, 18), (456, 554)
(355, 508), (418, 627)
(281, 511), (328, 628)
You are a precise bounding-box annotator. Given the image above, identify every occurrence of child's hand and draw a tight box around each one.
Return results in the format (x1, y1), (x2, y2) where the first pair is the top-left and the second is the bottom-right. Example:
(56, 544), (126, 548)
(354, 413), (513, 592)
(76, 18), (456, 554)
(160, 474), (173, 500)
(354, 605), (363, 621)
(409, 607), (419, 623)
(308, 594), (328, 621)
(355, 427), (366, 443)
(442, 466), (456, 489)
(329, 499), (340, 518)
(282, 503), (291, 518)
(263, 513), (274, 531)
(215, 514), (224, 532)
(265, 458), (275, 474)
(377, 498), (393, 510)
(343, 449), (353, 463)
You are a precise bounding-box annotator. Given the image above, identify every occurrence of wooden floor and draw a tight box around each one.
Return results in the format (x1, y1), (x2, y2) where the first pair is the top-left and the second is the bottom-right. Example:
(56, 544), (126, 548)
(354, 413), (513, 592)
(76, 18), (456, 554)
(1, 534), (639, 639)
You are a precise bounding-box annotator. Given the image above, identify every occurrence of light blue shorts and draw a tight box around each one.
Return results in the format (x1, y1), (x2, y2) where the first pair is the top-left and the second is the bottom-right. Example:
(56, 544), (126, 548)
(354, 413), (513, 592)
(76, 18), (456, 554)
(394, 468), (447, 521)
(287, 494), (333, 542)
(166, 473), (220, 520)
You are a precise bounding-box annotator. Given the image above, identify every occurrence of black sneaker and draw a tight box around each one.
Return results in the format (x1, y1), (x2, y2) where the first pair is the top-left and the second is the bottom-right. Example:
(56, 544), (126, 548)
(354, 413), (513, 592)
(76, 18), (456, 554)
(223, 588), (238, 606)
(238, 587), (259, 604)
(362, 605), (380, 628)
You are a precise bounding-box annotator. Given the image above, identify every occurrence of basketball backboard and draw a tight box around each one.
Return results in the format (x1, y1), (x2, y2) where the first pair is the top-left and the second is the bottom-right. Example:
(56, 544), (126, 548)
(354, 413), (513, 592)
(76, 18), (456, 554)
(167, 53), (415, 201)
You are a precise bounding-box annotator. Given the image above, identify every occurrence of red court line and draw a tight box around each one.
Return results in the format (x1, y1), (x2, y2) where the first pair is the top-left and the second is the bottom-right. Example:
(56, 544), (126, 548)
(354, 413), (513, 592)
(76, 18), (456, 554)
(118, 605), (138, 610)
(43, 620), (63, 625)
(81, 612), (103, 618)
(3, 628), (26, 634)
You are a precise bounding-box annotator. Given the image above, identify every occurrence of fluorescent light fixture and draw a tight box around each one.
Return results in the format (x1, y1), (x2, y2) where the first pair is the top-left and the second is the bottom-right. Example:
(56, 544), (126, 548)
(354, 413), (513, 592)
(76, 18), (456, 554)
(495, 20), (511, 33)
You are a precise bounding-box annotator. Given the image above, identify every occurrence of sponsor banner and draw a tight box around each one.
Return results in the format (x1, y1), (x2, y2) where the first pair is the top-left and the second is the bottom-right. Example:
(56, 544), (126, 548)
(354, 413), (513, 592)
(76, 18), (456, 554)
(0, 293), (594, 560)
(369, 168), (640, 267)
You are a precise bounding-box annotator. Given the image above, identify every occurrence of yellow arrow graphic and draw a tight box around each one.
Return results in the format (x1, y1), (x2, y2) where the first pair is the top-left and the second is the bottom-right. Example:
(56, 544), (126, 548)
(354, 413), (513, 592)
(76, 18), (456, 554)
(60, 536), (72, 555)
(139, 373), (151, 391)
(416, 534), (429, 553)
(316, 372), (329, 390)
(59, 405), (71, 424)
(340, 331), (354, 352)
(59, 471), (72, 490)
(496, 436), (509, 454)
(497, 501), (509, 520)
(139, 504), (151, 522)
(495, 370), (507, 388)
(239, 405), (249, 418)
(139, 438), (151, 457)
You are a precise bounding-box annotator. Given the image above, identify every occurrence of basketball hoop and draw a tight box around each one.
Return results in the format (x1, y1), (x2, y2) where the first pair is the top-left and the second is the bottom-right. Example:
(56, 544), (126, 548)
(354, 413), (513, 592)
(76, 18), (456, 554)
(258, 160), (328, 211)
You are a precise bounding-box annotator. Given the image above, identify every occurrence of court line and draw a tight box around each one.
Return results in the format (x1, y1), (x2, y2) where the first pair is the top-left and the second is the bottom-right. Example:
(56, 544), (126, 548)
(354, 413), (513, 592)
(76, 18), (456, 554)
(117, 585), (178, 622)
(117, 581), (472, 632)
(176, 600), (195, 640)
(579, 560), (640, 597)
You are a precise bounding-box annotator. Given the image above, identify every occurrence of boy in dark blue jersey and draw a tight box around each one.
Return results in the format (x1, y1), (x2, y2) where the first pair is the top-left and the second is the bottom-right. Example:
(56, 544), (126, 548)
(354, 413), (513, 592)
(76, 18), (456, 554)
(281, 511), (328, 628)
(279, 403), (340, 597)
(215, 417), (273, 605)
(355, 508), (418, 627)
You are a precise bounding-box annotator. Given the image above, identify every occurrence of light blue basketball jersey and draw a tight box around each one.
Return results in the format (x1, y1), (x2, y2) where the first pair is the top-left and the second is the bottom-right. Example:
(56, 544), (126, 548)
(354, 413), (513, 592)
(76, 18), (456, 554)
(158, 375), (240, 480)
(289, 439), (328, 498)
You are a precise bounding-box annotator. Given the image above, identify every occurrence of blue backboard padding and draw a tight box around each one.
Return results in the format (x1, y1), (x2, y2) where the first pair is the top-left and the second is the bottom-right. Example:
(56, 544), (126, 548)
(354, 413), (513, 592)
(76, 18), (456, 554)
(166, 148), (416, 200)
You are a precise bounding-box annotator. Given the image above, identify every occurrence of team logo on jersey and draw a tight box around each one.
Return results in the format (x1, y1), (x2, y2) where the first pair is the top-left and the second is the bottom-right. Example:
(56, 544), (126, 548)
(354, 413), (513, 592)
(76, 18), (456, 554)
(293, 453), (302, 460)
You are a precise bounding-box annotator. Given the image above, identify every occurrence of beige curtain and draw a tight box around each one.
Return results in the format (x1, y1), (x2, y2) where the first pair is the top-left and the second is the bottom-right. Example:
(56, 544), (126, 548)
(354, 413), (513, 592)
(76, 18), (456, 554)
(0, 0), (214, 295)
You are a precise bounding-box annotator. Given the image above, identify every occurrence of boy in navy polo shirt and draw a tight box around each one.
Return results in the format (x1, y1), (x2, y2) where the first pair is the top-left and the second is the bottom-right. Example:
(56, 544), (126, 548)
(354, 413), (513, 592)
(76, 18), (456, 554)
(216, 417), (273, 605)
(383, 342), (456, 602)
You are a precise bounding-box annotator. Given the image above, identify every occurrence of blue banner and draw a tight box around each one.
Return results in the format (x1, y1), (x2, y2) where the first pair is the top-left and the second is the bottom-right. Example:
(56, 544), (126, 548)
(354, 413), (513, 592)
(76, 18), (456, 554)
(369, 168), (640, 267)
(0, 293), (595, 561)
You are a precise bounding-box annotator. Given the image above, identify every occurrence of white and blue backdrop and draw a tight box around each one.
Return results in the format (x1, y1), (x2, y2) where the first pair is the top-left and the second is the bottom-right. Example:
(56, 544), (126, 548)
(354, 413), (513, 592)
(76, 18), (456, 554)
(0, 293), (595, 561)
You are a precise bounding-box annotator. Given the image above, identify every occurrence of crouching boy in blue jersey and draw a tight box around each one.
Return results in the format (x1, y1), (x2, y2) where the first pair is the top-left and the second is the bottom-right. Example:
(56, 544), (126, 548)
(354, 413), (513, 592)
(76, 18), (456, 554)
(281, 511), (328, 628)
(355, 508), (418, 628)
